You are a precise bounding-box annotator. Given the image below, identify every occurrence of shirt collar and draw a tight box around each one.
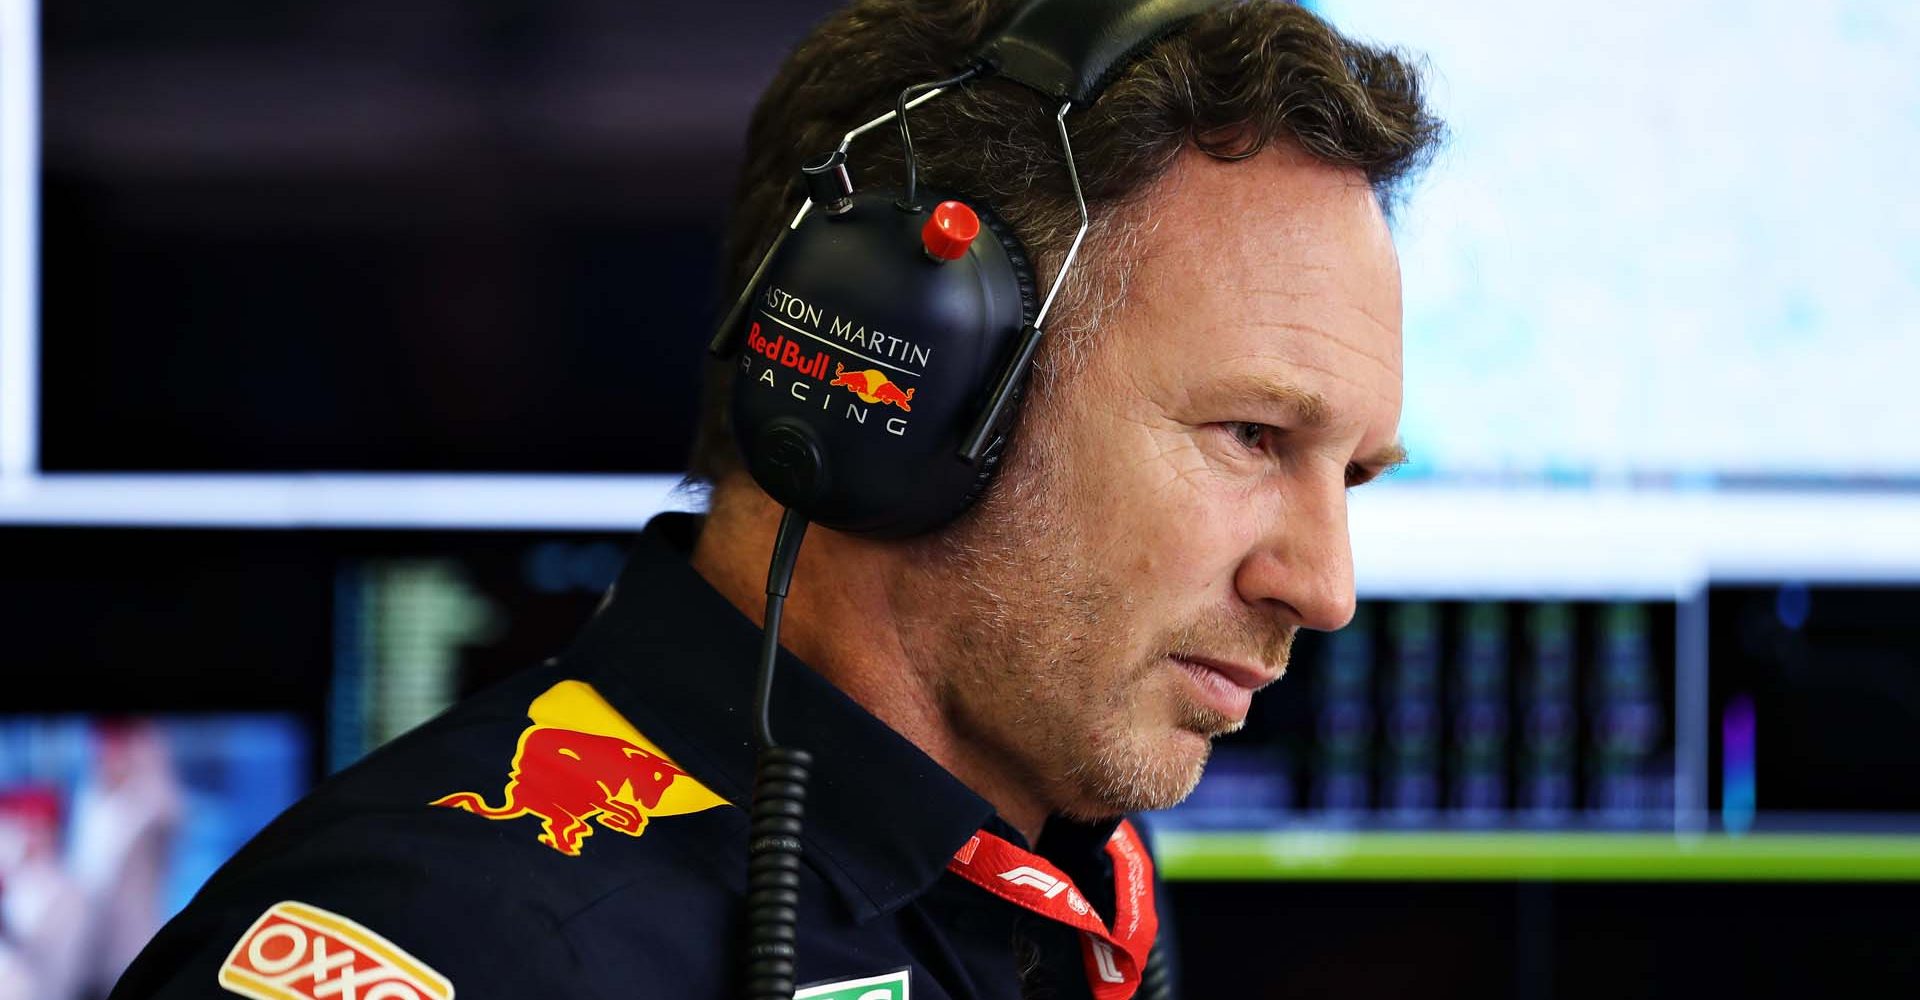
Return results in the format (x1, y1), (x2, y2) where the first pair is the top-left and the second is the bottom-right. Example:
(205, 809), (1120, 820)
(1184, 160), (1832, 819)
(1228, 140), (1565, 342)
(559, 512), (999, 923)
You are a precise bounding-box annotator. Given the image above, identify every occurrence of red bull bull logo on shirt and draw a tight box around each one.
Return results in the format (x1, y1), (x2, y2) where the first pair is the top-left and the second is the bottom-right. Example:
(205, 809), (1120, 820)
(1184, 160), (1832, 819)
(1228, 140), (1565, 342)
(432, 680), (727, 856)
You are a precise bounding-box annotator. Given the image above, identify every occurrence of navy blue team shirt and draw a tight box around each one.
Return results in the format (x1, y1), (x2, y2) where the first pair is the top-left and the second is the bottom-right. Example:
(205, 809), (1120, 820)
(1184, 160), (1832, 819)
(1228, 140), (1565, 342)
(110, 513), (1179, 1000)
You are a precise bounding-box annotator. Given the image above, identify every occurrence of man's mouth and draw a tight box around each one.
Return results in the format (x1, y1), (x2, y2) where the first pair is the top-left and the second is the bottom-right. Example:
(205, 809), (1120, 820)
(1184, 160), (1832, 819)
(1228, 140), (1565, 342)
(1167, 655), (1274, 723)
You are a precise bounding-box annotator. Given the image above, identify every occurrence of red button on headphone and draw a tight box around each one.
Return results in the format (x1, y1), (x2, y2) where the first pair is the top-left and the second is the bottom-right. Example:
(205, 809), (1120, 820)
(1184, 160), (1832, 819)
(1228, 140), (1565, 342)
(921, 200), (980, 261)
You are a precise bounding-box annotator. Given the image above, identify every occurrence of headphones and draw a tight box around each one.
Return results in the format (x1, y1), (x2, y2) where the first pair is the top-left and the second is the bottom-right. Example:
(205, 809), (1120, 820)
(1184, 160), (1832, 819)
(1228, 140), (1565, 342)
(709, 0), (1225, 538)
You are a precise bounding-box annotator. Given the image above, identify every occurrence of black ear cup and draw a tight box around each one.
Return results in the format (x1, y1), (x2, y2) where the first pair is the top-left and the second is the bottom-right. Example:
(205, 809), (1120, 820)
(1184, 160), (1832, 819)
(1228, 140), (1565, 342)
(727, 190), (1037, 538)
(976, 199), (1040, 322)
(957, 203), (1039, 512)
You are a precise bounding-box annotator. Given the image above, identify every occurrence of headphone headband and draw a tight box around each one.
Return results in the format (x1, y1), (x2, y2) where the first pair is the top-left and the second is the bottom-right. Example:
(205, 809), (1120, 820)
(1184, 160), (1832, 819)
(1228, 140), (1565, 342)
(975, 0), (1223, 105)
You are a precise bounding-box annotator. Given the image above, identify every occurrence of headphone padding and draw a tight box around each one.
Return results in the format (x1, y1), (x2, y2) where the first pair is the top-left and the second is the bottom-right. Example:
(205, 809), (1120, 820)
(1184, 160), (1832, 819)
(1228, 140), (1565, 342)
(961, 201), (1040, 510)
(974, 201), (1040, 325)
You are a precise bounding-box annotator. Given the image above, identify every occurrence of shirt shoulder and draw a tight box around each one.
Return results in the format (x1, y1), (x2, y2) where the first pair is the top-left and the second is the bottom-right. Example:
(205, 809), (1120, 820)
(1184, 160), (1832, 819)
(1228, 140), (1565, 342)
(111, 666), (753, 999)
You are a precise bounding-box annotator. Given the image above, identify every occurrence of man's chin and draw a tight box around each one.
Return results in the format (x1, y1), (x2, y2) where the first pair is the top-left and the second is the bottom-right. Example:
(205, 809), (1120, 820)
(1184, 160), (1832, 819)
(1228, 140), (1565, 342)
(1057, 725), (1215, 819)
(1182, 715), (1245, 741)
(1173, 686), (1246, 742)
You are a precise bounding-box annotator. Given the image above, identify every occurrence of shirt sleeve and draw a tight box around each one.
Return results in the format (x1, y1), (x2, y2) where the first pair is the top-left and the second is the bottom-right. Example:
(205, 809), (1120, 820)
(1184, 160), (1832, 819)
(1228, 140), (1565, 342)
(107, 830), (587, 1000)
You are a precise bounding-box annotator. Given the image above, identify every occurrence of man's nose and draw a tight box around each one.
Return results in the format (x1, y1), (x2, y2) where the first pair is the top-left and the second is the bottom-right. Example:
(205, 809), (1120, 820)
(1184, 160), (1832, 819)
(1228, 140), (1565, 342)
(1233, 471), (1357, 632)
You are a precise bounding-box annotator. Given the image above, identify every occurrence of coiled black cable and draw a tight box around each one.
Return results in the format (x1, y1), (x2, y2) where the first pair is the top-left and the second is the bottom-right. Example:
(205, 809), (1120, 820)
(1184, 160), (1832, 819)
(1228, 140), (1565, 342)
(1140, 943), (1174, 1000)
(744, 509), (811, 1000)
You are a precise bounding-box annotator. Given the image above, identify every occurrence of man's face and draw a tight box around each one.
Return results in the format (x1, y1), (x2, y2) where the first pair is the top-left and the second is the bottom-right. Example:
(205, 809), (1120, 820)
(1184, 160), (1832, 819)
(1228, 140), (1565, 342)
(897, 144), (1405, 822)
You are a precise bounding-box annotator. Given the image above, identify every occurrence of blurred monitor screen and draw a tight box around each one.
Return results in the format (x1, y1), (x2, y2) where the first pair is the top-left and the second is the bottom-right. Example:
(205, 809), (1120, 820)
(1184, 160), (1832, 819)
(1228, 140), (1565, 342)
(0, 715), (308, 1000)
(1313, 0), (1920, 486)
(36, 0), (840, 473)
(1155, 599), (1684, 831)
(1159, 585), (1920, 843)
(0, 526), (631, 770)
(1707, 584), (1920, 833)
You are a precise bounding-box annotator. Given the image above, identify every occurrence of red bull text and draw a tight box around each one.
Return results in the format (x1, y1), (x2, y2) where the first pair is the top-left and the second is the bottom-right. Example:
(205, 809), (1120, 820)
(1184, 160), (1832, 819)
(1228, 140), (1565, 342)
(746, 321), (831, 380)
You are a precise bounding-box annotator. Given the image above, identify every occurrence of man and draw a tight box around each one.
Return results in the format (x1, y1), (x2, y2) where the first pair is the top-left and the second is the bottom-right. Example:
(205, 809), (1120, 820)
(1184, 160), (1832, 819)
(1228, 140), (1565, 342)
(111, 2), (1439, 998)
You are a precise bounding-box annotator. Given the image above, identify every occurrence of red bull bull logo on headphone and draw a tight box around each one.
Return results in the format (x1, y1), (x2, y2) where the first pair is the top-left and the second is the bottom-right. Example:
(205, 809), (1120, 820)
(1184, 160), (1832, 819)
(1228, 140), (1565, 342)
(431, 680), (727, 856)
(828, 363), (914, 412)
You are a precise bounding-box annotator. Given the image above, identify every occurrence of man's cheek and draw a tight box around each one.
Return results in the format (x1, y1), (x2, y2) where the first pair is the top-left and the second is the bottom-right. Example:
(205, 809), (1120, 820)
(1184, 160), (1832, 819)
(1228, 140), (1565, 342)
(1106, 481), (1225, 584)
(1120, 525), (1219, 600)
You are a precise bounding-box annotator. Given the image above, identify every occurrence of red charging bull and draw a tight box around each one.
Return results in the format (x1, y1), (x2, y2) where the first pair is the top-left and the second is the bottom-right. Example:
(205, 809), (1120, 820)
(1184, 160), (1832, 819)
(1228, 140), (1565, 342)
(830, 362), (916, 412)
(433, 726), (686, 856)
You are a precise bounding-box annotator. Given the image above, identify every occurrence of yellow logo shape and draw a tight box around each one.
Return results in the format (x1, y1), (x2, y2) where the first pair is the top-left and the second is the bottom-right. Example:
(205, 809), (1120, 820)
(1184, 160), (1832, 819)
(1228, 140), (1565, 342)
(432, 680), (726, 856)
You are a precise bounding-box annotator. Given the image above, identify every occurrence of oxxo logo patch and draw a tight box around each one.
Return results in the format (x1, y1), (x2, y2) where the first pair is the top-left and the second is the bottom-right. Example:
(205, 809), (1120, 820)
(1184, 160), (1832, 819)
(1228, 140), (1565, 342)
(794, 968), (910, 1000)
(218, 900), (452, 1000)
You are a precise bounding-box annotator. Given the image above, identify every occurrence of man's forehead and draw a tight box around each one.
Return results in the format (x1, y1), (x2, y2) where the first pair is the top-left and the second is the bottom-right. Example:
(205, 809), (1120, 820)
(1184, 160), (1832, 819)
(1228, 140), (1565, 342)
(1147, 143), (1388, 253)
(1126, 253), (1404, 402)
(1124, 148), (1403, 359)
(1133, 154), (1394, 293)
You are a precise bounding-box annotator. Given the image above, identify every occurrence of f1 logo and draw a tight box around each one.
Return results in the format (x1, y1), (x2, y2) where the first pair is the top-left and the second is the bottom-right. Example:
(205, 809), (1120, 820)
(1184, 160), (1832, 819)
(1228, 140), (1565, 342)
(997, 866), (1069, 899)
(1087, 937), (1125, 984)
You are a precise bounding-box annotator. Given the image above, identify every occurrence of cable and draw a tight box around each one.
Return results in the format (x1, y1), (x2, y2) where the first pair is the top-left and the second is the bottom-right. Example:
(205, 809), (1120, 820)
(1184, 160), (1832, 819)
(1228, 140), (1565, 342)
(895, 66), (980, 211)
(751, 508), (808, 747)
(1140, 943), (1174, 1000)
(744, 507), (811, 1000)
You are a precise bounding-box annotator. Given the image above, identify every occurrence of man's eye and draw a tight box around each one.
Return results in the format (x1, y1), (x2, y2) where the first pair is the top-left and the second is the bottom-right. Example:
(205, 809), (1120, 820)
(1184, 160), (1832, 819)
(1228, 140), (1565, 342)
(1229, 422), (1273, 452)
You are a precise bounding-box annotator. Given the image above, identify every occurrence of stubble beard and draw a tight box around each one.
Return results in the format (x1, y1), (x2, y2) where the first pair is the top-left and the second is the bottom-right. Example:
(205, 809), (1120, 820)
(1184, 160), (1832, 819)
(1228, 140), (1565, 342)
(898, 431), (1276, 822)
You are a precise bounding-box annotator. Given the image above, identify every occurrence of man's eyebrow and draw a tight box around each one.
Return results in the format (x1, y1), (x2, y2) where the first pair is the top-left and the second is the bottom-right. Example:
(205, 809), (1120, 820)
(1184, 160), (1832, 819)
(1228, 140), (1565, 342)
(1357, 440), (1410, 476)
(1213, 372), (1333, 427)
(1211, 372), (1406, 478)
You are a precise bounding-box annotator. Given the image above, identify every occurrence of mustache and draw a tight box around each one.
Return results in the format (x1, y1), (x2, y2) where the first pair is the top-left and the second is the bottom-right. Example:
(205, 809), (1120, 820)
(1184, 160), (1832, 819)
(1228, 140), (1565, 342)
(1160, 613), (1298, 682)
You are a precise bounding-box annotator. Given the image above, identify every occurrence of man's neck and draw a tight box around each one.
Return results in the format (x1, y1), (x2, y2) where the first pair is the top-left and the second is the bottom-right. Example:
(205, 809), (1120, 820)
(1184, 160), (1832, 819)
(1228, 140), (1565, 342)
(689, 484), (1051, 845)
